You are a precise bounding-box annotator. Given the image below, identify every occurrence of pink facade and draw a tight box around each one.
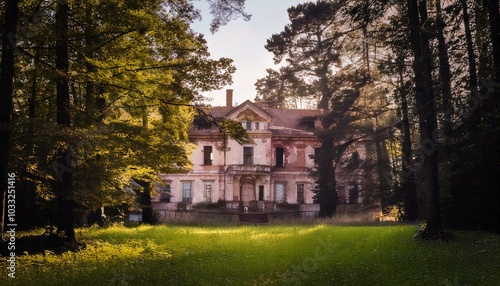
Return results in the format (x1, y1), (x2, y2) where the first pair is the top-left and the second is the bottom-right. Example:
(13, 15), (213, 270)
(153, 90), (366, 213)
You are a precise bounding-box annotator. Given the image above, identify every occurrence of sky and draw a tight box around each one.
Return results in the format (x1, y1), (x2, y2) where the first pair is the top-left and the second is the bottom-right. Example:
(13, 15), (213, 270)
(191, 0), (304, 107)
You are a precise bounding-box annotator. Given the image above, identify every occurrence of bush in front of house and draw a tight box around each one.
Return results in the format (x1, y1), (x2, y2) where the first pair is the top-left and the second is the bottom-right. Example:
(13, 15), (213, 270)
(276, 202), (300, 212)
(192, 199), (226, 210)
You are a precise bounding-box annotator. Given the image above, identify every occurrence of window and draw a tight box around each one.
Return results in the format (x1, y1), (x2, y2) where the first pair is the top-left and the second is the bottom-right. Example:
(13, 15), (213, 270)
(275, 183), (285, 203)
(297, 184), (304, 204)
(255, 122), (260, 130)
(160, 183), (171, 202)
(204, 183), (212, 202)
(246, 121), (252, 130)
(258, 185), (264, 201)
(182, 182), (192, 203)
(203, 146), (213, 165)
(243, 147), (253, 165)
(276, 147), (285, 167)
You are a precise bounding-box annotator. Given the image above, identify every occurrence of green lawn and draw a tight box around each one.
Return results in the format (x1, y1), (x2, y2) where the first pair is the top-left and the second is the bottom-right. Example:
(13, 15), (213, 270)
(1, 224), (499, 285)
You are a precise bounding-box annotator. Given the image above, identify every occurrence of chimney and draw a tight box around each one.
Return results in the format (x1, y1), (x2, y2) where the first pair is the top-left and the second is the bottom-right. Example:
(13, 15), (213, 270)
(226, 89), (233, 107)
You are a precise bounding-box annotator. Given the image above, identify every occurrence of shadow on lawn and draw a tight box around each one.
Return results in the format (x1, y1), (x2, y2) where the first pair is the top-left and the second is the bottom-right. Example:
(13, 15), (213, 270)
(1, 226), (85, 256)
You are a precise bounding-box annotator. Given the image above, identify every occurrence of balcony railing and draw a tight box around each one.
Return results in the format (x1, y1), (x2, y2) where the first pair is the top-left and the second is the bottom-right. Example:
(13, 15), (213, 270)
(226, 164), (271, 175)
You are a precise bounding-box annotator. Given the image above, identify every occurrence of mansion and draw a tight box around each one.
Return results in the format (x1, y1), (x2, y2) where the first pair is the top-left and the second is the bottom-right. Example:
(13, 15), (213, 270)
(152, 90), (367, 216)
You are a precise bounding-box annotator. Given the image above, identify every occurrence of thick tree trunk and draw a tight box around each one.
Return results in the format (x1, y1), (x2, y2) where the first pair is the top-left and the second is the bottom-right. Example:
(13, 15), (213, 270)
(406, 0), (442, 235)
(485, 0), (500, 232)
(315, 132), (338, 218)
(435, 0), (453, 136)
(55, 0), (76, 246)
(0, 0), (19, 239)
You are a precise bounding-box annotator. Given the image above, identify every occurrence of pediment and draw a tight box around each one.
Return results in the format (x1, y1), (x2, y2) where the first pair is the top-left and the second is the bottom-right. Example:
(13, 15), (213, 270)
(224, 100), (273, 122)
(236, 109), (267, 121)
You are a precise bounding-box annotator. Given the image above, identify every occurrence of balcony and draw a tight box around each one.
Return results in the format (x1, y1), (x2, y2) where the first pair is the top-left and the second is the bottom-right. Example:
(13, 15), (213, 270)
(226, 164), (271, 175)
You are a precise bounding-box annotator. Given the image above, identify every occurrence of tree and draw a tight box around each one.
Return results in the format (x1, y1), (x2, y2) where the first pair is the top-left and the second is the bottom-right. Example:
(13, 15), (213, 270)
(377, 3), (420, 221)
(485, 0), (500, 233)
(53, 0), (77, 246)
(263, 1), (373, 217)
(206, 0), (251, 32)
(406, 0), (442, 235)
(2, 0), (241, 238)
(0, 0), (19, 240)
(255, 67), (313, 109)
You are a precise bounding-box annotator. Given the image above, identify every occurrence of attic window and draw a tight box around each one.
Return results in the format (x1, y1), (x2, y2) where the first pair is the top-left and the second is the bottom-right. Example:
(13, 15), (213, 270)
(246, 121), (252, 130)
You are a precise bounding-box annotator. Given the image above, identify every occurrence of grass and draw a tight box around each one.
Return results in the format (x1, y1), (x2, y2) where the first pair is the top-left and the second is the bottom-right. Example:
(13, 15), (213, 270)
(1, 223), (499, 285)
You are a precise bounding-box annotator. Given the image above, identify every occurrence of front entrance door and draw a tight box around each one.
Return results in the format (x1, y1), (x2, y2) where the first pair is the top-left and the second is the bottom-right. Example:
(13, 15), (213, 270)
(241, 183), (255, 207)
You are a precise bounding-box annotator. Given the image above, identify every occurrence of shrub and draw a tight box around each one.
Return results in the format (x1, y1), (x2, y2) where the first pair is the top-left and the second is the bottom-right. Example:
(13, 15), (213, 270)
(276, 202), (300, 212)
(192, 200), (226, 210)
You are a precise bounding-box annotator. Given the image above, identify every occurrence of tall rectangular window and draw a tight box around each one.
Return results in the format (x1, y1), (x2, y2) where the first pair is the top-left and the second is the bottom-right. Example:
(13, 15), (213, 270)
(203, 146), (213, 165)
(243, 147), (253, 165)
(258, 185), (264, 201)
(276, 147), (284, 167)
(297, 184), (304, 204)
(275, 183), (285, 203)
(182, 182), (192, 203)
(255, 122), (260, 130)
(204, 183), (212, 202)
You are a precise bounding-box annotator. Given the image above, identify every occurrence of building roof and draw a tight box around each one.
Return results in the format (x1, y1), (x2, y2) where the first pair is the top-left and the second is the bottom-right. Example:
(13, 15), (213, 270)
(192, 100), (322, 136)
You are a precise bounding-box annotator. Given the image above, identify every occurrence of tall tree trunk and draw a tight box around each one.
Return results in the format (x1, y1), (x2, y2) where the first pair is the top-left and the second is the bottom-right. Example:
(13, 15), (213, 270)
(406, 0), (442, 235)
(315, 66), (338, 217)
(484, 0), (500, 233)
(435, 0), (453, 136)
(315, 132), (338, 217)
(462, 0), (478, 95)
(0, 0), (19, 240)
(475, 2), (492, 81)
(486, 0), (500, 81)
(84, 2), (97, 123)
(398, 67), (418, 221)
(55, 0), (76, 246)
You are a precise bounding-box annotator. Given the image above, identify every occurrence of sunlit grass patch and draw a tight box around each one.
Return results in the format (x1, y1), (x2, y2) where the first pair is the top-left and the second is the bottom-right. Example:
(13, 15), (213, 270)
(1, 224), (499, 285)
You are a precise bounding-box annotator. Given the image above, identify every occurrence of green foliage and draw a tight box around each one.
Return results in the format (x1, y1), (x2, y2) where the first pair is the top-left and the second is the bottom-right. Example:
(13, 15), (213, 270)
(262, 1), (377, 218)
(7, 0), (238, 228)
(275, 202), (300, 212)
(192, 199), (226, 210)
(2, 225), (499, 285)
